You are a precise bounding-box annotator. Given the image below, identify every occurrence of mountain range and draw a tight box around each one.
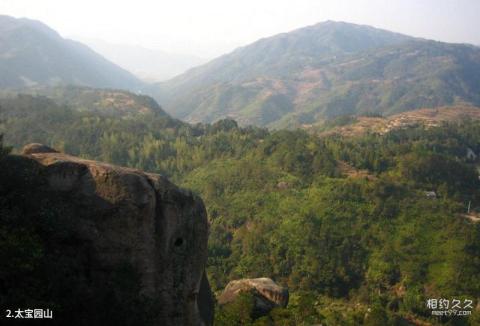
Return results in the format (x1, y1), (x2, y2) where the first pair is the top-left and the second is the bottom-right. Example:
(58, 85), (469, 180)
(149, 21), (480, 128)
(1, 16), (480, 129)
(0, 15), (141, 90)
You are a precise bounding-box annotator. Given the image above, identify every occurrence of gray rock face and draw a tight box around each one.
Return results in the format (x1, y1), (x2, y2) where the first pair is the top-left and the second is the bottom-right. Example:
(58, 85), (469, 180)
(198, 273), (215, 326)
(218, 278), (289, 316)
(20, 144), (211, 325)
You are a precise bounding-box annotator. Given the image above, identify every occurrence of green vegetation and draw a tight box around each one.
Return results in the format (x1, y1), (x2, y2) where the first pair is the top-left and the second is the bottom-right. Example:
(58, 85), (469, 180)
(1, 95), (480, 324)
(152, 22), (480, 129)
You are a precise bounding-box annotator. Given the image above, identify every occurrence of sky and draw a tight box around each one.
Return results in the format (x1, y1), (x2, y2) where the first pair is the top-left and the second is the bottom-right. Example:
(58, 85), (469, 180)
(1, 0), (479, 59)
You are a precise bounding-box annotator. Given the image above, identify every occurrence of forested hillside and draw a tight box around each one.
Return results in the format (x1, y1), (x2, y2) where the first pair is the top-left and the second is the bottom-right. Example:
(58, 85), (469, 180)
(151, 21), (480, 128)
(1, 94), (479, 325)
(0, 87), (168, 117)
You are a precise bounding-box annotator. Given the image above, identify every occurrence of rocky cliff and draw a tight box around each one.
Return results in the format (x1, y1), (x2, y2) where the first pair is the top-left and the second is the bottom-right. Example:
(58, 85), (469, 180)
(0, 144), (212, 325)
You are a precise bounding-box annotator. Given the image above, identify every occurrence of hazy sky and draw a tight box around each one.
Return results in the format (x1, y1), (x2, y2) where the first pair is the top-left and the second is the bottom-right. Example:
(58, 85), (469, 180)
(1, 0), (479, 58)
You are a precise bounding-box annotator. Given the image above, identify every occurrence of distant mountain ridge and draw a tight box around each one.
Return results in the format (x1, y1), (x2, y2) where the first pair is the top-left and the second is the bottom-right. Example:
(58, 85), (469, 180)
(2, 16), (480, 129)
(77, 38), (207, 82)
(0, 15), (142, 90)
(159, 21), (412, 86)
(149, 21), (480, 128)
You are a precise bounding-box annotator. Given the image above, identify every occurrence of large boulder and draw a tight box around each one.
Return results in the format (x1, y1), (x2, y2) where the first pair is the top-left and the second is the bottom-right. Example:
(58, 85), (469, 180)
(218, 278), (289, 316)
(6, 144), (212, 325)
(21, 142), (59, 154)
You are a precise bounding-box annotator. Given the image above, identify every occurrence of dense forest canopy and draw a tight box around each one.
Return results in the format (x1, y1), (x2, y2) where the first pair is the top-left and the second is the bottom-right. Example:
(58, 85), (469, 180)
(1, 94), (480, 325)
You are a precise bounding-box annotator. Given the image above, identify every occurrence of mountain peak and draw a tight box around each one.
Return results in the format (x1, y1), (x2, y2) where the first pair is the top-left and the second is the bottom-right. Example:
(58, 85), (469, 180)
(151, 22), (480, 128)
(0, 15), (141, 90)
(0, 15), (60, 39)
(283, 20), (413, 53)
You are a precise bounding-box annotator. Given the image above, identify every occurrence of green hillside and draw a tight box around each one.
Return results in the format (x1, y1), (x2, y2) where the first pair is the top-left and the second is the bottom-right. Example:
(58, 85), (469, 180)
(0, 86), (168, 117)
(1, 95), (479, 325)
(150, 21), (480, 128)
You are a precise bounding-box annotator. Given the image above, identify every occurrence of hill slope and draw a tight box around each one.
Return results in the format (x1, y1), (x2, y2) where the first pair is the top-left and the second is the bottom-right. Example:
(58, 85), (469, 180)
(0, 15), (142, 90)
(0, 86), (169, 117)
(150, 21), (480, 128)
(317, 105), (480, 137)
(2, 98), (480, 324)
